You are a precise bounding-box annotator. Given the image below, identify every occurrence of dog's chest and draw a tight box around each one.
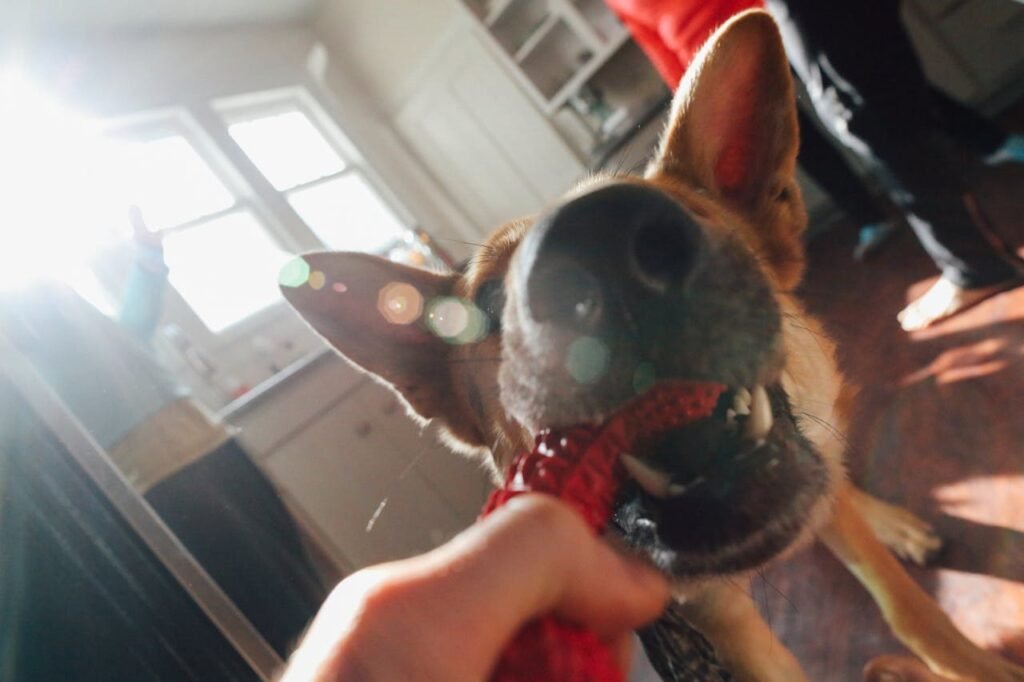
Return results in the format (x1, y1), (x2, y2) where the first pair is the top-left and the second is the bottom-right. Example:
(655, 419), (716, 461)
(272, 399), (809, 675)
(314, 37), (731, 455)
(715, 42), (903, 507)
(779, 297), (845, 465)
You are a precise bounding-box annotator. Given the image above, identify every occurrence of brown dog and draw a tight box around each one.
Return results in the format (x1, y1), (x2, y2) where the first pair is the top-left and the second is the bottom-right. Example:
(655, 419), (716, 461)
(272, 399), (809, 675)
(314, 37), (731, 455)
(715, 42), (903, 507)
(281, 11), (1024, 681)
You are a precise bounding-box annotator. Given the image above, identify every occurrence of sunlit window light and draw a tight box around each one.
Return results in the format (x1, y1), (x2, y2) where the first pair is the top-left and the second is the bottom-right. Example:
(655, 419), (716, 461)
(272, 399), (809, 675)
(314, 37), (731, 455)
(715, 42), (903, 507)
(0, 68), (127, 293)
(163, 210), (291, 333)
(0, 68), (293, 333)
(114, 135), (236, 230)
(287, 173), (405, 253)
(227, 110), (346, 191)
(225, 105), (408, 254)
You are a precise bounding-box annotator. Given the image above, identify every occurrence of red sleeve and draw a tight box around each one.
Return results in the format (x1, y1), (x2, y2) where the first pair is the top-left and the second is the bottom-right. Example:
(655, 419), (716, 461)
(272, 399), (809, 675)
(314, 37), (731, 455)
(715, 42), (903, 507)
(615, 13), (686, 90)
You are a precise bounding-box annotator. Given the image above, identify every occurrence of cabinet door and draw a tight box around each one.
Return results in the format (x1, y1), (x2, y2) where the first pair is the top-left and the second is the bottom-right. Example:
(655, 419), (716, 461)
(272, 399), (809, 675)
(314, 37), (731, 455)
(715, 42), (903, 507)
(395, 20), (583, 231)
(349, 382), (494, 516)
(230, 353), (365, 461)
(263, 381), (487, 570)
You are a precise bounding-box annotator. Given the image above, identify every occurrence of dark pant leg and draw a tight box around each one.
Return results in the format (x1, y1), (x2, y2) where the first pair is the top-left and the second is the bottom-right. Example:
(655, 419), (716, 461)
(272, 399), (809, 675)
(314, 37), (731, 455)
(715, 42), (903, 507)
(765, 0), (1020, 287)
(927, 85), (1006, 157)
(796, 108), (888, 226)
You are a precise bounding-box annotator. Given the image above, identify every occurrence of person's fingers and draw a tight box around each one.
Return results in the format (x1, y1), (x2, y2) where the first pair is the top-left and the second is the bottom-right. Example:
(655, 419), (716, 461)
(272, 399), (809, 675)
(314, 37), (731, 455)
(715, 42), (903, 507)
(420, 494), (671, 640)
(863, 655), (957, 682)
(286, 494), (670, 682)
(353, 494), (668, 678)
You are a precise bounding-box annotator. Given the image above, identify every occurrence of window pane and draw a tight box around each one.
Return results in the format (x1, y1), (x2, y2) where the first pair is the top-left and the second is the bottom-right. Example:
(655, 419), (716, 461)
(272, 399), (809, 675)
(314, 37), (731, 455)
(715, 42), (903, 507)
(228, 110), (346, 191)
(115, 135), (235, 230)
(162, 211), (290, 332)
(287, 174), (406, 253)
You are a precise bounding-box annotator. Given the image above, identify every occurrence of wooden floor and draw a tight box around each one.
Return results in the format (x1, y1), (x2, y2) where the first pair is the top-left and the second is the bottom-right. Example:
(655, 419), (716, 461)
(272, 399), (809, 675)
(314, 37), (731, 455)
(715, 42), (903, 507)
(756, 153), (1024, 677)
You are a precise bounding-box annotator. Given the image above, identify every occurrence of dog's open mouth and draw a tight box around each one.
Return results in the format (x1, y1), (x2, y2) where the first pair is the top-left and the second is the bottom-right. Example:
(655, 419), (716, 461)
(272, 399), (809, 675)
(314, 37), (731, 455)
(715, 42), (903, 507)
(610, 380), (830, 579)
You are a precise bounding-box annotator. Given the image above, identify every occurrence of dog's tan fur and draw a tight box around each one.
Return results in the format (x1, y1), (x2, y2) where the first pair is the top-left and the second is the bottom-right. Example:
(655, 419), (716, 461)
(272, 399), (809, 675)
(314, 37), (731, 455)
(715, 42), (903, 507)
(282, 11), (1023, 681)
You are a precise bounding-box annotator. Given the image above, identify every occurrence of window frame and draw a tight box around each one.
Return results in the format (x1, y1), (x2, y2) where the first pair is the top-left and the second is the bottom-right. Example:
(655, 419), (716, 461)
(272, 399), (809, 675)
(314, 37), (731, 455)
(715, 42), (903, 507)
(95, 107), (301, 348)
(213, 87), (417, 252)
(92, 87), (417, 345)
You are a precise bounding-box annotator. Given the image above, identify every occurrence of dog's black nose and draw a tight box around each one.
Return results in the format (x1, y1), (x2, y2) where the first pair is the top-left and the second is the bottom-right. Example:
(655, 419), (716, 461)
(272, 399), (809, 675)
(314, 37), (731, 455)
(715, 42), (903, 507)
(517, 183), (703, 328)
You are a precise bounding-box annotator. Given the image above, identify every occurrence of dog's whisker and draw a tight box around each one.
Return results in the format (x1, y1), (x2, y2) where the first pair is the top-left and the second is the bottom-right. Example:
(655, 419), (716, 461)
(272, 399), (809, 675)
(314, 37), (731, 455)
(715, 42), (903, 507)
(796, 410), (852, 450)
(754, 568), (776, 655)
(435, 237), (497, 253)
(756, 568), (798, 614)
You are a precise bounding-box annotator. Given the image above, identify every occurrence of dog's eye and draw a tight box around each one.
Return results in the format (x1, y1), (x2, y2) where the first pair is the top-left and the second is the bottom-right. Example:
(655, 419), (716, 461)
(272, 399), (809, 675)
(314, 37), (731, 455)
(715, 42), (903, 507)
(475, 279), (506, 333)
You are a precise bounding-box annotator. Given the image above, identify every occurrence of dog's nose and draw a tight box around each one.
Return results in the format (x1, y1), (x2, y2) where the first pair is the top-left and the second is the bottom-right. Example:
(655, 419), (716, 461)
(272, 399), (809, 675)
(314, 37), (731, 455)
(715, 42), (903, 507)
(517, 183), (703, 328)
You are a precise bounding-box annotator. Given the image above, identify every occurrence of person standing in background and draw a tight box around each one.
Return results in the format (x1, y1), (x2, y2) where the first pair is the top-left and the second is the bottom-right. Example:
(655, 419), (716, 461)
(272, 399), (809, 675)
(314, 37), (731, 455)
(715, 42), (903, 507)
(606, 0), (1024, 330)
(763, 0), (1024, 330)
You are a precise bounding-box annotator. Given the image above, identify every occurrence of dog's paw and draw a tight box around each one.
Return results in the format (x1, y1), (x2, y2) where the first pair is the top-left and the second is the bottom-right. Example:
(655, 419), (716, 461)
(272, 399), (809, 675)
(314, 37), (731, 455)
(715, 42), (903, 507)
(854, 492), (943, 565)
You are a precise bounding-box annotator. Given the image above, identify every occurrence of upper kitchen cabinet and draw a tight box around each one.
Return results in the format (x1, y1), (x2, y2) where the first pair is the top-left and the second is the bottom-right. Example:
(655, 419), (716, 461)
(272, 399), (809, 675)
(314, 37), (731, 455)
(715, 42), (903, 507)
(463, 0), (629, 109)
(458, 0), (670, 165)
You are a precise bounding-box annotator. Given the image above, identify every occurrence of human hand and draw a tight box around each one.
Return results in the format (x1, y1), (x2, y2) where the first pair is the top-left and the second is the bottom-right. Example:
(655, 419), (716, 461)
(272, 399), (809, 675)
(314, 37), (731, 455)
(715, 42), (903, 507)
(280, 494), (670, 682)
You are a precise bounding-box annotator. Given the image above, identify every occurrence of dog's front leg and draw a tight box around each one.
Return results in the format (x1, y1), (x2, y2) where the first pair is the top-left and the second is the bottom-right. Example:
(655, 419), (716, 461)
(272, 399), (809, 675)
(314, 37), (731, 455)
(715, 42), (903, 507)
(678, 578), (808, 682)
(821, 484), (1024, 681)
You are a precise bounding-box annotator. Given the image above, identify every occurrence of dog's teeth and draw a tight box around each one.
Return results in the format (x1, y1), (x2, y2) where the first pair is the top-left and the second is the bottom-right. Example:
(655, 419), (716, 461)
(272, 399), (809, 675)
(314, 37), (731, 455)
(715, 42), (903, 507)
(621, 453), (673, 499)
(744, 384), (773, 442)
(733, 388), (752, 416)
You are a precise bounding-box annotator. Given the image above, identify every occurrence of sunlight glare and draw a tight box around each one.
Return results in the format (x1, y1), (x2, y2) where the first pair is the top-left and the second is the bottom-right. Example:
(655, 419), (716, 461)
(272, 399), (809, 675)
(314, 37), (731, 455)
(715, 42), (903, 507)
(0, 68), (125, 292)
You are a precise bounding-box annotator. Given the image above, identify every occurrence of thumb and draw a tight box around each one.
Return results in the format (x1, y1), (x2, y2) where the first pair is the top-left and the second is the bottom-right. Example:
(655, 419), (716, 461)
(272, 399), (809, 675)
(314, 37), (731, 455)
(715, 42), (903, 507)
(427, 494), (671, 643)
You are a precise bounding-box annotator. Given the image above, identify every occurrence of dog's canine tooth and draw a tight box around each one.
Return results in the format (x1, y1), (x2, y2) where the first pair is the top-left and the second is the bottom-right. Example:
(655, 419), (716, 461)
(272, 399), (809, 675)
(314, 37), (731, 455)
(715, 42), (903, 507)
(621, 453), (673, 498)
(733, 387), (752, 416)
(744, 385), (773, 443)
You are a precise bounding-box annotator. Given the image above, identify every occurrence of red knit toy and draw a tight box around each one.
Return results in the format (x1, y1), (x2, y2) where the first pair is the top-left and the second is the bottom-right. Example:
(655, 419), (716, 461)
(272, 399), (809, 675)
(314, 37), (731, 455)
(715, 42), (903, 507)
(481, 381), (726, 682)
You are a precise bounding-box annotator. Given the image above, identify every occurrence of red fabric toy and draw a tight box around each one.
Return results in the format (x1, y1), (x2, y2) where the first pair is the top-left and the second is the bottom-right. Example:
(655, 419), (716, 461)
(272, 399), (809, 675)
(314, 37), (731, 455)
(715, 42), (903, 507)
(482, 382), (725, 681)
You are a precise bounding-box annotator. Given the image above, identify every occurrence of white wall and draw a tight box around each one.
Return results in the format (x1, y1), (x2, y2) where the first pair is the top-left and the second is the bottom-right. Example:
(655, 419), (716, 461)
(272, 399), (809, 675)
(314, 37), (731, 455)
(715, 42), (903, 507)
(310, 0), (585, 238)
(313, 0), (460, 116)
(23, 24), (317, 116)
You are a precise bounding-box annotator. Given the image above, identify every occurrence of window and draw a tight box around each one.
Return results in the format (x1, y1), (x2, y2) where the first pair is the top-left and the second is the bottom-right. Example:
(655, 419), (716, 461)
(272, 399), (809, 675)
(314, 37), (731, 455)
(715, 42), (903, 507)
(90, 91), (424, 336)
(116, 135), (235, 230)
(162, 210), (288, 333)
(107, 129), (292, 333)
(224, 105), (407, 255)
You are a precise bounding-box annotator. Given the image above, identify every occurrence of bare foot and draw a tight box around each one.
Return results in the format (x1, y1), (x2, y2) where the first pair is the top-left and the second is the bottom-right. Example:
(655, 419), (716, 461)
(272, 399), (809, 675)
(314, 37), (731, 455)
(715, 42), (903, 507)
(898, 276), (1019, 332)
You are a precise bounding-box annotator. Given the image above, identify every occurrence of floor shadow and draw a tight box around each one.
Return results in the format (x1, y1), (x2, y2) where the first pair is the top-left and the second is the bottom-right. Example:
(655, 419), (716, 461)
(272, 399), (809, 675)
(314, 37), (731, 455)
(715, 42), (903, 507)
(928, 513), (1024, 584)
(758, 143), (1024, 681)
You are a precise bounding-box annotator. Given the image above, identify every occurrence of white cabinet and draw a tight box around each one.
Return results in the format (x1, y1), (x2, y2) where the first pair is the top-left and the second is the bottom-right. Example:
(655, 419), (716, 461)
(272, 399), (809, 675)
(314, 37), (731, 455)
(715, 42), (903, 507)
(458, 0), (670, 163)
(395, 26), (586, 230)
(229, 353), (493, 573)
(462, 0), (630, 112)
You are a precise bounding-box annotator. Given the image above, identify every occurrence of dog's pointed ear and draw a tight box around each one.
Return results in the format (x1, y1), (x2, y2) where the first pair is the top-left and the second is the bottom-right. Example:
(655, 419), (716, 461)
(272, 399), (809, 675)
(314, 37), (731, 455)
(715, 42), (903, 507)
(279, 252), (459, 422)
(649, 10), (798, 210)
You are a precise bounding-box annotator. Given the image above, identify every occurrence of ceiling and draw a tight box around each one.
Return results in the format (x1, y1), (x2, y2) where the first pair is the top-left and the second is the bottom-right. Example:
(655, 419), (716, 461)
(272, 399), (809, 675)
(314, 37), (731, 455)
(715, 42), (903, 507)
(8, 0), (322, 34)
